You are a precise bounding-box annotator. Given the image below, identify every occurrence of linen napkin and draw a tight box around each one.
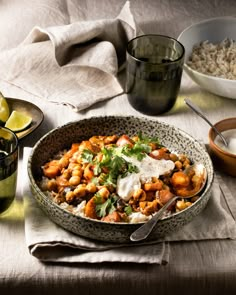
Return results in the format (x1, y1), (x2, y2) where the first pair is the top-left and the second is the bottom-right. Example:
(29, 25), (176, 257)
(23, 148), (236, 264)
(23, 148), (168, 264)
(0, 1), (138, 111)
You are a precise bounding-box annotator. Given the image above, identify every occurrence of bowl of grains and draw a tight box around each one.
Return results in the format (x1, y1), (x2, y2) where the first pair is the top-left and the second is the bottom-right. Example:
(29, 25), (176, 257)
(178, 16), (236, 99)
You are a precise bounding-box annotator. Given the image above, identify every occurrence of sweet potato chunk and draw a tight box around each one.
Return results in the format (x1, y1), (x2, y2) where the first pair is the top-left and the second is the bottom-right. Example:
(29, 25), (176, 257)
(101, 211), (121, 222)
(84, 197), (98, 219)
(171, 171), (190, 188)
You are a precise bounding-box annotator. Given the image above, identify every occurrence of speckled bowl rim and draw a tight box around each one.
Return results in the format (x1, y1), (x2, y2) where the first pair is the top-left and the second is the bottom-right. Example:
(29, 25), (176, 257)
(28, 115), (214, 227)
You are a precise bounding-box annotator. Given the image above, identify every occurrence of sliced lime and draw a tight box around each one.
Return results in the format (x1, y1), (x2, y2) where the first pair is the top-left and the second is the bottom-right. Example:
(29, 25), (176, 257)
(0, 92), (10, 124)
(5, 110), (32, 132)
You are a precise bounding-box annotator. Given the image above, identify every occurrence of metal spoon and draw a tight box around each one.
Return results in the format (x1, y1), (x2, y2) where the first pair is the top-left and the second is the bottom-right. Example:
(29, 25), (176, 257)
(130, 163), (207, 242)
(184, 98), (228, 147)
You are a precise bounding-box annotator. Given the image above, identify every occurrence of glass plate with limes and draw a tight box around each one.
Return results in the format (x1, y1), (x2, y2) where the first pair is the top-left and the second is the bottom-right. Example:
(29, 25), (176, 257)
(0, 94), (44, 140)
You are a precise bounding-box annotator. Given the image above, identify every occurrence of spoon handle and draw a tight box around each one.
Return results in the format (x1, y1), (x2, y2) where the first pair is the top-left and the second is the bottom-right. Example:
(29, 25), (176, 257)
(130, 196), (178, 242)
(184, 98), (228, 146)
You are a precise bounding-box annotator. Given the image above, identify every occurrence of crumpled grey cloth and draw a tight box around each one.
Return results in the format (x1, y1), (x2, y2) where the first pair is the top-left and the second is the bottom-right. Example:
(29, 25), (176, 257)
(0, 1), (138, 111)
(23, 148), (236, 264)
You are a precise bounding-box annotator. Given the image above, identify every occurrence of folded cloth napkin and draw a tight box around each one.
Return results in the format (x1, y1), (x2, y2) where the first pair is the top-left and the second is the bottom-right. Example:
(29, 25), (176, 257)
(23, 148), (236, 264)
(23, 148), (169, 264)
(0, 1), (138, 111)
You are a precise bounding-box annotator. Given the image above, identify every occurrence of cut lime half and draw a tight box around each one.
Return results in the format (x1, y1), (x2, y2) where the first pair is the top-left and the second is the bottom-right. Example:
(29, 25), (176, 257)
(5, 110), (32, 132)
(0, 92), (10, 124)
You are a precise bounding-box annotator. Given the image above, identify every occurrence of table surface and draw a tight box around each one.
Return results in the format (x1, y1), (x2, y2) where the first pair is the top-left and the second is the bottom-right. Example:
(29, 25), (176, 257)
(1, 1), (236, 294)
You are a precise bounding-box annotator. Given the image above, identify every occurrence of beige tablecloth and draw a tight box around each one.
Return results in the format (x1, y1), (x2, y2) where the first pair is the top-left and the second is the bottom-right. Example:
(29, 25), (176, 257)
(1, 1), (236, 295)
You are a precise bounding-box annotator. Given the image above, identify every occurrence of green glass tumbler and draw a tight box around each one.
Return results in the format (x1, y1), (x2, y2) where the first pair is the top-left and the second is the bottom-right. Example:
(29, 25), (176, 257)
(126, 34), (185, 115)
(0, 127), (18, 214)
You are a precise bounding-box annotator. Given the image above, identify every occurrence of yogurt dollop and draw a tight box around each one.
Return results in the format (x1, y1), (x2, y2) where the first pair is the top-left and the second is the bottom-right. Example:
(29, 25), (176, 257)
(214, 129), (236, 155)
(117, 154), (175, 201)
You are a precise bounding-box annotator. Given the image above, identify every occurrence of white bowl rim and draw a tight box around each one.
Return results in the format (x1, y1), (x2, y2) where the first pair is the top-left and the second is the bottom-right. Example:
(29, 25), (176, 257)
(178, 15), (236, 41)
(178, 16), (236, 84)
(184, 64), (236, 83)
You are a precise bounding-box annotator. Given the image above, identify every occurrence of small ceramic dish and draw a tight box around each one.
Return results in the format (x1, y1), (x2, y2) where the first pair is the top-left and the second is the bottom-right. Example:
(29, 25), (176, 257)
(6, 97), (44, 139)
(208, 117), (236, 177)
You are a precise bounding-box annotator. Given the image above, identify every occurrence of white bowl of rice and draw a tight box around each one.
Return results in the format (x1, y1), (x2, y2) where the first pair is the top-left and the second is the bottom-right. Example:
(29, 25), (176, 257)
(178, 16), (236, 99)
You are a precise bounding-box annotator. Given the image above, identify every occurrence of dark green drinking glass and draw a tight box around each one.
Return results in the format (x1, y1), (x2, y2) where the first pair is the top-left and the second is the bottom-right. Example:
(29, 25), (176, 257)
(0, 127), (18, 215)
(126, 34), (185, 115)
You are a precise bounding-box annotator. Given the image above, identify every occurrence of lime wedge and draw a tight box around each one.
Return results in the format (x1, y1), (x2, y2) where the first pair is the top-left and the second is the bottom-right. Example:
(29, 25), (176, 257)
(0, 92), (10, 124)
(5, 110), (32, 132)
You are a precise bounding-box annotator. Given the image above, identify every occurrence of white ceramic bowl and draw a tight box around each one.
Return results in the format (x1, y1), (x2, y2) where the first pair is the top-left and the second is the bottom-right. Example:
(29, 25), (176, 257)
(178, 16), (236, 99)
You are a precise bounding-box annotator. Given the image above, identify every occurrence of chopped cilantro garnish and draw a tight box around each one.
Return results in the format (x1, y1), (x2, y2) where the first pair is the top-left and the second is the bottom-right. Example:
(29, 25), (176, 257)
(94, 193), (118, 218)
(81, 149), (95, 163)
(137, 131), (160, 145)
(124, 204), (133, 215)
(80, 133), (161, 188)
(122, 162), (139, 178)
(122, 142), (151, 161)
(93, 147), (140, 186)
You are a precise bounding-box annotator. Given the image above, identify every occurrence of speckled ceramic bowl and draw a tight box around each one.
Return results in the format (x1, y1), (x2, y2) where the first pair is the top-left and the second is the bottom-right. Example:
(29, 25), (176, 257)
(28, 116), (214, 243)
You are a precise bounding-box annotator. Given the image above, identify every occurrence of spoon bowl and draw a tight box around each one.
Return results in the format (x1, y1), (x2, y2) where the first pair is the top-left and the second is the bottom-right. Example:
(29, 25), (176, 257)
(184, 98), (228, 147)
(130, 163), (207, 242)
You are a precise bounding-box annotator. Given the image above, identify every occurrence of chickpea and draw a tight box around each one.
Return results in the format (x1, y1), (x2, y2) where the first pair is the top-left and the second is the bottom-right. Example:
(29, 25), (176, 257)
(176, 200), (192, 211)
(98, 187), (110, 199)
(175, 160), (183, 170)
(104, 135), (118, 144)
(76, 156), (83, 165)
(89, 136), (105, 146)
(65, 191), (75, 203)
(47, 179), (57, 191)
(59, 156), (69, 168)
(144, 180), (163, 191)
(72, 167), (83, 178)
(74, 184), (87, 198)
(68, 162), (78, 170)
(169, 153), (178, 162)
(133, 189), (146, 201)
(62, 169), (71, 180)
(86, 183), (97, 193)
(69, 175), (81, 186)
(178, 154), (187, 163)
(142, 200), (158, 216)
(183, 158), (191, 168)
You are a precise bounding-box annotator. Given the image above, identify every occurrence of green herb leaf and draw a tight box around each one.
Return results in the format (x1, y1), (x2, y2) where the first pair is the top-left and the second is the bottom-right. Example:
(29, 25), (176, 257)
(93, 193), (104, 205)
(137, 131), (160, 145)
(81, 149), (95, 163)
(121, 141), (151, 161)
(95, 194), (118, 218)
(124, 205), (133, 215)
